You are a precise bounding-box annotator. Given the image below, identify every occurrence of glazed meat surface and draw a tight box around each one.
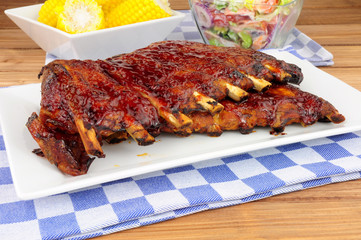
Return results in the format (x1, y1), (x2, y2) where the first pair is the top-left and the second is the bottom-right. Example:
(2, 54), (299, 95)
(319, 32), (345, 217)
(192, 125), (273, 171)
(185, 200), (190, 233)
(26, 41), (344, 176)
(170, 84), (345, 136)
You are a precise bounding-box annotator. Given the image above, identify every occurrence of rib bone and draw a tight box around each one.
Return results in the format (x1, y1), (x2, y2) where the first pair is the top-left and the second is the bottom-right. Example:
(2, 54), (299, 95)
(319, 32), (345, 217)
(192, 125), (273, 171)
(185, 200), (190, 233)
(193, 91), (224, 115)
(245, 74), (272, 92)
(138, 91), (193, 129)
(264, 64), (292, 81)
(218, 80), (249, 101)
(75, 118), (105, 158)
(125, 124), (155, 146)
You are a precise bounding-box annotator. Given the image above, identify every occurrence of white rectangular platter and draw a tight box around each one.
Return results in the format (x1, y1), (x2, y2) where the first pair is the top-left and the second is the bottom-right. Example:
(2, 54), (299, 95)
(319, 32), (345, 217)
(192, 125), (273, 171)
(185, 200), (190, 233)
(1, 50), (361, 200)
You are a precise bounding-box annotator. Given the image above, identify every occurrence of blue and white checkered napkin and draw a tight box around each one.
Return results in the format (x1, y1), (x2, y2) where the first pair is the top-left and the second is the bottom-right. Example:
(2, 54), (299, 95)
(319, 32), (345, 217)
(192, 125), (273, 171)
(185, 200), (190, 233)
(1, 11), (351, 240)
(1, 126), (361, 239)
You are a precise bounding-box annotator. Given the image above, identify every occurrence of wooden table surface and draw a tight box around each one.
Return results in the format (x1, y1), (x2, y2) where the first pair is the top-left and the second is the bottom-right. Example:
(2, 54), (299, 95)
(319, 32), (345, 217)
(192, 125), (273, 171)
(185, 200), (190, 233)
(1, 0), (361, 239)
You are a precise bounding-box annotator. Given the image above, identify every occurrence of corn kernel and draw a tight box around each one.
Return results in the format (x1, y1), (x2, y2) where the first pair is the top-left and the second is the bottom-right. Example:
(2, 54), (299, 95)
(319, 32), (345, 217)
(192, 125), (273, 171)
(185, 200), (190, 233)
(96, 0), (122, 16)
(38, 0), (66, 27)
(105, 0), (172, 28)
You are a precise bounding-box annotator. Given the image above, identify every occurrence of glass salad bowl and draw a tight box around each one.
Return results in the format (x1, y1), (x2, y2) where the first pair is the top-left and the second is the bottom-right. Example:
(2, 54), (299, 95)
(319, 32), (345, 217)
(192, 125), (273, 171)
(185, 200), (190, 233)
(189, 0), (303, 50)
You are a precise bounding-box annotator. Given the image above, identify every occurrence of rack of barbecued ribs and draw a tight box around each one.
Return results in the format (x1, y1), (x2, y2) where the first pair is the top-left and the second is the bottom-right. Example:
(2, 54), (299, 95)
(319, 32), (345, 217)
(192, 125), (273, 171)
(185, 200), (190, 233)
(26, 41), (345, 176)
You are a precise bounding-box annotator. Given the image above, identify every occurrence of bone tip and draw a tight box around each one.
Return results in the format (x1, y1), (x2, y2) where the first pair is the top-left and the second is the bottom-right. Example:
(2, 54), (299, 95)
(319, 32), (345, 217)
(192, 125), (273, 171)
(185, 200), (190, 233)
(93, 150), (105, 158)
(210, 104), (224, 115)
(329, 113), (346, 124)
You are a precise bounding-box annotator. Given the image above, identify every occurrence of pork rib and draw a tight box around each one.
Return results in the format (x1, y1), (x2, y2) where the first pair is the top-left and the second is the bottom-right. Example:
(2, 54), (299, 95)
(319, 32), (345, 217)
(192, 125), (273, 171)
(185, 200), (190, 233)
(26, 41), (343, 176)
(164, 84), (345, 136)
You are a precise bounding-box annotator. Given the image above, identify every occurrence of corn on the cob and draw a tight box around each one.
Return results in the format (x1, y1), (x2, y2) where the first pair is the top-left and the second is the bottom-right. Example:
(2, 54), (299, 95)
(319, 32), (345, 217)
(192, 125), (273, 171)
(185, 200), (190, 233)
(38, 0), (66, 27)
(106, 0), (172, 28)
(37, 0), (173, 33)
(57, 0), (105, 34)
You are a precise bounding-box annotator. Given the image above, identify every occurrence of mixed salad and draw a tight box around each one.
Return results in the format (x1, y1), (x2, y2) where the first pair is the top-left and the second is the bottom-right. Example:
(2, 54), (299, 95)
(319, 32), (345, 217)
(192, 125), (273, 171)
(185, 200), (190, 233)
(191, 0), (297, 50)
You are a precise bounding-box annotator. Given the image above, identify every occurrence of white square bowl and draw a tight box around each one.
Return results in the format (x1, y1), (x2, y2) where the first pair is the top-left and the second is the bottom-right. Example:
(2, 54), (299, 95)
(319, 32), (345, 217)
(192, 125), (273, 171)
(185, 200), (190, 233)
(5, 4), (185, 60)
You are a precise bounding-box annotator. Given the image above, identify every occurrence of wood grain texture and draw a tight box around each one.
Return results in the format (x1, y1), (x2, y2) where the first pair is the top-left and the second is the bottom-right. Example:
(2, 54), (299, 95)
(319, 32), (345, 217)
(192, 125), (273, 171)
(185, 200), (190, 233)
(0, 29), (39, 49)
(296, 24), (361, 46)
(1, 0), (361, 239)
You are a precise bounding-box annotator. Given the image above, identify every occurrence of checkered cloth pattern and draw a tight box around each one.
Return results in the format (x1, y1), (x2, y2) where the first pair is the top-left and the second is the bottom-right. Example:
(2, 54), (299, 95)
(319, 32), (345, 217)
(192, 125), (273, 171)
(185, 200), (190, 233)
(1, 125), (361, 239)
(1, 11), (353, 240)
